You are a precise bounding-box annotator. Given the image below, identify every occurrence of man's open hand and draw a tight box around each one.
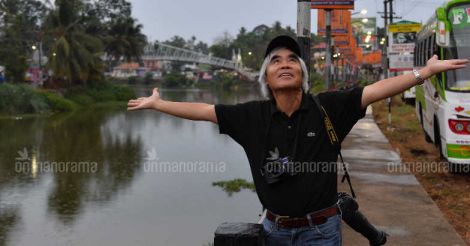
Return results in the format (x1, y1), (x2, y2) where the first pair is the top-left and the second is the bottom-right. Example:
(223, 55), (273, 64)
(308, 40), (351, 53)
(426, 55), (469, 75)
(127, 87), (161, 111)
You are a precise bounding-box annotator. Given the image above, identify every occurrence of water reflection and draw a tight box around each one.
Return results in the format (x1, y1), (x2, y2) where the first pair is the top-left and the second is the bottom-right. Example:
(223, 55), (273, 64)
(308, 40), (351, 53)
(0, 108), (143, 225)
(0, 204), (19, 246)
(0, 86), (262, 246)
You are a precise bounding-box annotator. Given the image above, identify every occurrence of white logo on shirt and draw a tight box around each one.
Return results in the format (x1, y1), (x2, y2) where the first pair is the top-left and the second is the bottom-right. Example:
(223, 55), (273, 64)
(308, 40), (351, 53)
(307, 132), (316, 137)
(266, 147), (280, 160)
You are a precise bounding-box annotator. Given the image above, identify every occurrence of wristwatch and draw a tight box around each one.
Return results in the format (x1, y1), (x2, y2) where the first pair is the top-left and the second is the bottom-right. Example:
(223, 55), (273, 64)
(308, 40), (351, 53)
(412, 69), (425, 85)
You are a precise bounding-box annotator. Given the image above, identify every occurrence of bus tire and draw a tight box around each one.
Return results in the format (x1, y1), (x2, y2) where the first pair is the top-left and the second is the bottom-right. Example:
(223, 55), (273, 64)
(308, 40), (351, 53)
(420, 105), (432, 143)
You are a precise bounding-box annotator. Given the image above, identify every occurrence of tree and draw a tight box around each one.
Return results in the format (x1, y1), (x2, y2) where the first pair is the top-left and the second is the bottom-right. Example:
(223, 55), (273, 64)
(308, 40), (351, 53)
(82, 0), (147, 71)
(104, 17), (147, 68)
(194, 41), (209, 54)
(44, 0), (104, 86)
(0, 0), (46, 82)
(209, 31), (234, 60)
(163, 35), (186, 48)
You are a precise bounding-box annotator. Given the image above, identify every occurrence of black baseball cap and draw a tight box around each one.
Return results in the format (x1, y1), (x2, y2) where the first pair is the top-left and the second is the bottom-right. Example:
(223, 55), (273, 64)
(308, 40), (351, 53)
(264, 35), (302, 58)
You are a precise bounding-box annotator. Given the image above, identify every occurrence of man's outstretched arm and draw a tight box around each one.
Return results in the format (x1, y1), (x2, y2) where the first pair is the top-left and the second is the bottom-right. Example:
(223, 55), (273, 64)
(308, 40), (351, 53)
(127, 88), (218, 123)
(361, 55), (469, 109)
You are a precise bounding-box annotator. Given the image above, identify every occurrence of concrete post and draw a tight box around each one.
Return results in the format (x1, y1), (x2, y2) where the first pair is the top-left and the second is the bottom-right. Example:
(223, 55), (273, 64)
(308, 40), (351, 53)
(297, 0), (311, 79)
(325, 10), (332, 90)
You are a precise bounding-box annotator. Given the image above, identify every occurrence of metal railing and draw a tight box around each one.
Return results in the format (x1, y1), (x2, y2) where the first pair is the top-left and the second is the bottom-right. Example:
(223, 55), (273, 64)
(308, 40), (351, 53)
(142, 43), (258, 81)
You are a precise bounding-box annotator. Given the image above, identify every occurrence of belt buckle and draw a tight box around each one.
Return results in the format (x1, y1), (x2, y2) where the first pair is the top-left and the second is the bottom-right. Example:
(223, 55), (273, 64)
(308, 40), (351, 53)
(274, 215), (290, 226)
(307, 212), (329, 226)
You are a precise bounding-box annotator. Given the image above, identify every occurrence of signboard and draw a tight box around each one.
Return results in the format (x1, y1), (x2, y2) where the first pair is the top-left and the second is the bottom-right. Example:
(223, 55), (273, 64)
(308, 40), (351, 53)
(311, 0), (354, 10)
(388, 22), (421, 71)
(352, 17), (377, 52)
(352, 17), (377, 36)
(388, 23), (421, 33)
(318, 10), (351, 36)
(388, 54), (415, 72)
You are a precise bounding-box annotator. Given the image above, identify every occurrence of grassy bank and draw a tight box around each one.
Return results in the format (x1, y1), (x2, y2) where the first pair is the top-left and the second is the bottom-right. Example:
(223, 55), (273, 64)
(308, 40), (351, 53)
(0, 82), (135, 116)
(372, 96), (470, 244)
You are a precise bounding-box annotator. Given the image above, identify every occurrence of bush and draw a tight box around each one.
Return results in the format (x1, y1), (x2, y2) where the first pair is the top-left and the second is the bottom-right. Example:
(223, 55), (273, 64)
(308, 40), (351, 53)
(0, 84), (76, 114)
(144, 72), (153, 84)
(38, 90), (77, 112)
(162, 72), (193, 88)
(310, 72), (326, 93)
(64, 81), (136, 105)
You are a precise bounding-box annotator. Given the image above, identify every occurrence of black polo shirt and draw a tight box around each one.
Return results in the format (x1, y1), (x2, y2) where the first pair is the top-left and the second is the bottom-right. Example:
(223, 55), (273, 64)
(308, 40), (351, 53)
(215, 87), (366, 217)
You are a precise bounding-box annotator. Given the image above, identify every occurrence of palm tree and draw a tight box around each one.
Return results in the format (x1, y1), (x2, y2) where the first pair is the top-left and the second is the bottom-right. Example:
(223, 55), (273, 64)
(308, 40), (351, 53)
(44, 0), (103, 87)
(104, 17), (147, 70)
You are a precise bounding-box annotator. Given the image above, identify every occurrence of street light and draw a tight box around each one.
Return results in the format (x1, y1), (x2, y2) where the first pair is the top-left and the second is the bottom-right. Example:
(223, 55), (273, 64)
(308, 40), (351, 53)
(32, 45), (37, 50)
(248, 51), (252, 56)
(351, 9), (368, 16)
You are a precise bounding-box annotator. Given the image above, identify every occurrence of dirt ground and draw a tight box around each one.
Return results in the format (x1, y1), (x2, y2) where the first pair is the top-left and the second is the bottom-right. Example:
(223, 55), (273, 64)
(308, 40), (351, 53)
(372, 96), (470, 245)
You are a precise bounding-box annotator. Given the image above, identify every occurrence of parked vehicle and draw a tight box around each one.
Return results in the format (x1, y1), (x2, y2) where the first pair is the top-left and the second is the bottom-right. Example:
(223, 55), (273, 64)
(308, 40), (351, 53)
(414, 0), (470, 172)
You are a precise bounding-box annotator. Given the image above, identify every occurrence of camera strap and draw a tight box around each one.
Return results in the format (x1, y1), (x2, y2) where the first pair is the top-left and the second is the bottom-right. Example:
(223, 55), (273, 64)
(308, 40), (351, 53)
(311, 95), (356, 198)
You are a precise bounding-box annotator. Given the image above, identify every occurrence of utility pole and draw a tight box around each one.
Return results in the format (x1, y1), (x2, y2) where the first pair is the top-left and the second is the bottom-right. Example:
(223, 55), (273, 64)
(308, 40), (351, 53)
(388, 0), (393, 127)
(383, 0), (388, 79)
(325, 10), (332, 90)
(297, 0), (311, 77)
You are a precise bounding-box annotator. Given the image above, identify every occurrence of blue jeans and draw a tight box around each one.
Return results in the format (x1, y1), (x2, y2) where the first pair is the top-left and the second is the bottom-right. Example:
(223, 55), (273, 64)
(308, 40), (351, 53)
(262, 213), (342, 246)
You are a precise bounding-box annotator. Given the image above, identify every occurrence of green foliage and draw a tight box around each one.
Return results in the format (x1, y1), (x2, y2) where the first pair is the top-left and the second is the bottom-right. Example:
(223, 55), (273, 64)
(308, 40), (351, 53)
(104, 17), (147, 67)
(212, 178), (255, 196)
(162, 72), (193, 88)
(214, 72), (239, 89)
(144, 72), (153, 84)
(127, 76), (139, 84)
(45, 0), (104, 86)
(0, 0), (47, 83)
(310, 72), (326, 93)
(65, 82), (136, 105)
(38, 90), (77, 112)
(0, 84), (76, 114)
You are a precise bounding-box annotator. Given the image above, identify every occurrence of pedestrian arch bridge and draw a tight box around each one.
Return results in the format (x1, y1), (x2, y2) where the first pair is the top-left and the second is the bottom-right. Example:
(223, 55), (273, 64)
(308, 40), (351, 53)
(142, 43), (258, 81)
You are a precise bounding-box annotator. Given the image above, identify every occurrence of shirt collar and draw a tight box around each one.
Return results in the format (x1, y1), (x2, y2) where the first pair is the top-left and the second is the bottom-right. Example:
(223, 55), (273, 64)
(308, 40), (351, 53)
(269, 93), (309, 116)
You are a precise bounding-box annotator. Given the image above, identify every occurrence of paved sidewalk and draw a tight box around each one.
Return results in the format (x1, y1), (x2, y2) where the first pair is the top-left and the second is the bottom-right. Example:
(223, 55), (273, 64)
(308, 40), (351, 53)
(340, 107), (466, 246)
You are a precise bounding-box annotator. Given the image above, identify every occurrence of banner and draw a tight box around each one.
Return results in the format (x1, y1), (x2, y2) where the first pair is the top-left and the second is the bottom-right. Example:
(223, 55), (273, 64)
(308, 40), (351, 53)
(318, 10), (351, 36)
(387, 22), (421, 71)
(311, 0), (354, 10)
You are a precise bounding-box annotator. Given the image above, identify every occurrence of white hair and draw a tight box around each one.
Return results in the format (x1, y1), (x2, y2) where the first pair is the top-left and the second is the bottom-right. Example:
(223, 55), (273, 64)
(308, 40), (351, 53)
(257, 48), (310, 99)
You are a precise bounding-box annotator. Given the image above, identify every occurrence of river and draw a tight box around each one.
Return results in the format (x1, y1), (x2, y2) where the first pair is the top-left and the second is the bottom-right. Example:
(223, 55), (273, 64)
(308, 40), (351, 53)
(0, 85), (263, 246)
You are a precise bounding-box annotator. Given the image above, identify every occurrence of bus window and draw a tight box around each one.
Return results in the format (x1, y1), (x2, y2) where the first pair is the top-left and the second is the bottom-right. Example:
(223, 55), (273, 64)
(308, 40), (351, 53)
(427, 36), (433, 60)
(446, 4), (470, 91)
(433, 35), (444, 82)
(418, 41), (424, 66)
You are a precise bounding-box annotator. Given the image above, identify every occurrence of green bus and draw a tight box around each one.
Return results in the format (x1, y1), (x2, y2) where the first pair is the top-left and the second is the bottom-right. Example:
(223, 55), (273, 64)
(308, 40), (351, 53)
(414, 0), (470, 172)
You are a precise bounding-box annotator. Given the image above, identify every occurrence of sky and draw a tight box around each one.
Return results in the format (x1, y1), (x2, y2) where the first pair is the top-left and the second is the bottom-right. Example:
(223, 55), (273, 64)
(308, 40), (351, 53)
(129, 0), (448, 45)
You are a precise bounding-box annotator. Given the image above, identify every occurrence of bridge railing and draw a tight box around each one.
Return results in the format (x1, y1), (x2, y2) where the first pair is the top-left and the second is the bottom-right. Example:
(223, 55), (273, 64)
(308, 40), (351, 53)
(142, 43), (258, 81)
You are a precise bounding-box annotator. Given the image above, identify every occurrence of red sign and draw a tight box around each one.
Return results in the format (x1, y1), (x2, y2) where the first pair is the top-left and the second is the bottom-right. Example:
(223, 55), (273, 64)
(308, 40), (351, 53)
(317, 10), (351, 36)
